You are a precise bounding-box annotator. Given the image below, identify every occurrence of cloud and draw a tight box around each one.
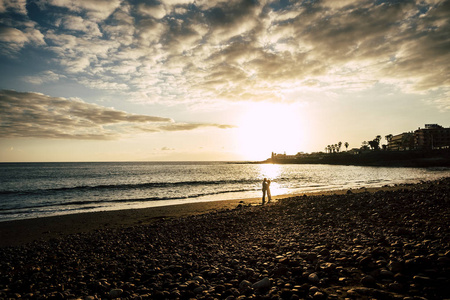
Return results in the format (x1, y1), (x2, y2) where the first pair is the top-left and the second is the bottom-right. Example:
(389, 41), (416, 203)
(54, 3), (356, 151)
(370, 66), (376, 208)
(0, 90), (233, 139)
(157, 122), (236, 131)
(138, 3), (167, 19)
(58, 15), (102, 37)
(0, 26), (45, 56)
(22, 71), (63, 85)
(0, 0), (27, 15)
(42, 0), (122, 21)
(1, 0), (449, 108)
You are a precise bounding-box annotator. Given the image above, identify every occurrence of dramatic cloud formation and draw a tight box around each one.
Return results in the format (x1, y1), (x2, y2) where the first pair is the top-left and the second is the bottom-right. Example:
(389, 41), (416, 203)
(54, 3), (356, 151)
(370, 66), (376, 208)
(0, 0), (449, 161)
(0, 90), (232, 139)
(1, 0), (448, 106)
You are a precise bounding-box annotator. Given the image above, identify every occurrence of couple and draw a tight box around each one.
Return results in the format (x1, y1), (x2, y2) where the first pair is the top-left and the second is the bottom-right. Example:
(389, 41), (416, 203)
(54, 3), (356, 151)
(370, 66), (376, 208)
(262, 178), (272, 204)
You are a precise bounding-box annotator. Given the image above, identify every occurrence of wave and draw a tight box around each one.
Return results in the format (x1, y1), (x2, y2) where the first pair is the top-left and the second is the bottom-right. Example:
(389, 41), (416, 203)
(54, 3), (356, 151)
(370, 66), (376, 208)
(0, 187), (252, 213)
(0, 178), (259, 196)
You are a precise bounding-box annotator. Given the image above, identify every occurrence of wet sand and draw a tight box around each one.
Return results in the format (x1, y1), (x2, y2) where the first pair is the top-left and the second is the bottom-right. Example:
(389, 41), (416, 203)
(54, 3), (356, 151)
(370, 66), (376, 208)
(0, 178), (449, 299)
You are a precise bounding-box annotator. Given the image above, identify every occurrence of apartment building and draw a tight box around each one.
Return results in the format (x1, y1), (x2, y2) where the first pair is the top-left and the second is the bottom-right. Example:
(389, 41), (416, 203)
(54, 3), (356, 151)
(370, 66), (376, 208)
(414, 124), (450, 150)
(387, 124), (450, 151)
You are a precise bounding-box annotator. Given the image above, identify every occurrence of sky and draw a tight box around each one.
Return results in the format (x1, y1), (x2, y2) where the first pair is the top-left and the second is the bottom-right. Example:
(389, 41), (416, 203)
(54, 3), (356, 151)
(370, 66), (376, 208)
(0, 0), (449, 162)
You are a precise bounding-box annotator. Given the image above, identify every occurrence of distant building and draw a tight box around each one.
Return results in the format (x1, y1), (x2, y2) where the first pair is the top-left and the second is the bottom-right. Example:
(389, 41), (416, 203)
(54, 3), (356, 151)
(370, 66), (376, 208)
(271, 152), (299, 160)
(387, 132), (415, 151)
(414, 124), (450, 150)
(387, 124), (450, 151)
(348, 148), (361, 155)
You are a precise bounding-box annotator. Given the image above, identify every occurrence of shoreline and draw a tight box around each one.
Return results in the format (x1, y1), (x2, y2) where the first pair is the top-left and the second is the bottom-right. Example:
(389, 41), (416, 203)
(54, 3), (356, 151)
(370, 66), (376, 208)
(1, 177), (448, 299)
(0, 180), (433, 248)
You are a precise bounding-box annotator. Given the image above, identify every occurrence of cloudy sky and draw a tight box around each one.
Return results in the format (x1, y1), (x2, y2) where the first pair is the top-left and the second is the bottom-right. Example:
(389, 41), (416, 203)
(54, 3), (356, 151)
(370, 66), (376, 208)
(0, 0), (449, 162)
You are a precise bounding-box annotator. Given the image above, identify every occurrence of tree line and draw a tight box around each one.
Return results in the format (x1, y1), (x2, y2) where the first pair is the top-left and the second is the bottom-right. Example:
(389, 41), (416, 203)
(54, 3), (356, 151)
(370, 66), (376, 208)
(325, 134), (394, 153)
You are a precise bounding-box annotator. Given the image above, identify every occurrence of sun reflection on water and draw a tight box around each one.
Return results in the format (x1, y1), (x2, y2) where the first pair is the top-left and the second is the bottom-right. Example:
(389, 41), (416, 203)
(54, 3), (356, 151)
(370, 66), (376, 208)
(258, 164), (284, 196)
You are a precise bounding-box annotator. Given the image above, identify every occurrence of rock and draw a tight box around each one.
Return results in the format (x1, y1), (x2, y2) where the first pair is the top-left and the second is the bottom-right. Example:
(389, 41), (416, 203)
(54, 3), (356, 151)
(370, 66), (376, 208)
(228, 287), (240, 297)
(313, 291), (326, 299)
(280, 288), (292, 299)
(388, 282), (403, 292)
(379, 269), (394, 278)
(305, 252), (318, 261)
(239, 280), (252, 290)
(319, 248), (330, 257)
(413, 275), (432, 286)
(1, 178), (449, 300)
(397, 227), (411, 236)
(290, 294), (300, 300)
(387, 260), (403, 273)
(308, 273), (320, 284)
(350, 287), (374, 296)
(215, 285), (226, 293)
(252, 277), (271, 290)
(273, 265), (289, 276)
(359, 256), (375, 269)
(361, 275), (376, 287)
(109, 288), (123, 298)
(320, 262), (335, 272)
(192, 275), (205, 284)
(437, 256), (450, 266)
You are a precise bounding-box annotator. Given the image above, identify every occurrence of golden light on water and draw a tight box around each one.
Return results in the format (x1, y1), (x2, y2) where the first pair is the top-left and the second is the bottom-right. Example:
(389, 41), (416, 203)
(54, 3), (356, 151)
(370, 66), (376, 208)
(258, 163), (283, 196)
(258, 163), (281, 179)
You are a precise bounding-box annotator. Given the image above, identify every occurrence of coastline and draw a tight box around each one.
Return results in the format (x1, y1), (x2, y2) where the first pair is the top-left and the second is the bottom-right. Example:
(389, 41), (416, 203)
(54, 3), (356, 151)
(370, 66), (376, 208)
(1, 177), (449, 299)
(0, 177), (450, 300)
(265, 149), (450, 167)
(0, 180), (437, 247)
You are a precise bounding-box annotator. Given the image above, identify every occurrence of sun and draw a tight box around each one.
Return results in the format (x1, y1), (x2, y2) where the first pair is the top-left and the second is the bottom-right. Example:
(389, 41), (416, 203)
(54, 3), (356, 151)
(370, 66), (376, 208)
(236, 102), (307, 160)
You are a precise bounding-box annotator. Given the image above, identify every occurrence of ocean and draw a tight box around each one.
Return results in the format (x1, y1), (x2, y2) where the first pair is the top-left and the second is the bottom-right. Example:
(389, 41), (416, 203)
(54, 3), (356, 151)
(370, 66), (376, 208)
(1, 162), (449, 222)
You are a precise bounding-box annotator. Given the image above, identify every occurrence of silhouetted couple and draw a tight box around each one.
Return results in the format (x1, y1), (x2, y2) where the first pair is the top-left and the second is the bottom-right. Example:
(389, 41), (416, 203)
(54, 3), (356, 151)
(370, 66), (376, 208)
(262, 178), (272, 205)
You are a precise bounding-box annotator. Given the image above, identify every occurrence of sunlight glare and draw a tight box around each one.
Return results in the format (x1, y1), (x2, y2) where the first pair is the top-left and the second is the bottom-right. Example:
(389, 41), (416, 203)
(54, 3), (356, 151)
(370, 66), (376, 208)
(258, 164), (283, 196)
(237, 102), (306, 160)
(259, 163), (281, 179)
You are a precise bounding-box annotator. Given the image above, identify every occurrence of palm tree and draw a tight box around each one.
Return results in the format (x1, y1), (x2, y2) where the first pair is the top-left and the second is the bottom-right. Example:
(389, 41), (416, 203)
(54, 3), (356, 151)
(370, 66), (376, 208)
(361, 141), (369, 151)
(344, 142), (349, 151)
(338, 141), (342, 152)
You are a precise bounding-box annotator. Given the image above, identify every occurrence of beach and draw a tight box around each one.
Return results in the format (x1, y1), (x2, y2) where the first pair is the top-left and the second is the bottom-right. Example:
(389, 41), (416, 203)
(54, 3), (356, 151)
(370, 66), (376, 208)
(1, 178), (449, 299)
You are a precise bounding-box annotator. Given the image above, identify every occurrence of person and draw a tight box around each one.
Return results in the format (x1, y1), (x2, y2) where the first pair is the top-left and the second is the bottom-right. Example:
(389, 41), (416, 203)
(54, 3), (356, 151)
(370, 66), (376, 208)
(262, 178), (268, 204)
(267, 179), (272, 202)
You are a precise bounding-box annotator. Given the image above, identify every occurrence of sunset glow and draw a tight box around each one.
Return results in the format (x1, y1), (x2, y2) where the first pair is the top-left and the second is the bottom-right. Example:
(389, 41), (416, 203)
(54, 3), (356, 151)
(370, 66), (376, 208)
(0, 0), (449, 162)
(237, 103), (307, 160)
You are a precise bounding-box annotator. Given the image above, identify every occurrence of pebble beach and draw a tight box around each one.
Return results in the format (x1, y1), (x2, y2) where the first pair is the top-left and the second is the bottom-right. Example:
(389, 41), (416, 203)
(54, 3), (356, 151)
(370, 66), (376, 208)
(1, 178), (449, 300)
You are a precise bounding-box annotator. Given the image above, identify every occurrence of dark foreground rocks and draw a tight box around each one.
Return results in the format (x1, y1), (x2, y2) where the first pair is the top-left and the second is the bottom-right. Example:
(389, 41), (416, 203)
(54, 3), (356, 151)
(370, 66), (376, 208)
(1, 178), (449, 300)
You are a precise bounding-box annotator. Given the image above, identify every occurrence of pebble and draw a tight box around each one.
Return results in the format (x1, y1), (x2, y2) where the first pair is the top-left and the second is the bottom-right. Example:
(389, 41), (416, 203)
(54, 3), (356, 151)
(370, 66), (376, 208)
(0, 178), (449, 300)
(109, 288), (123, 298)
(361, 275), (376, 287)
(308, 273), (320, 284)
(252, 277), (271, 290)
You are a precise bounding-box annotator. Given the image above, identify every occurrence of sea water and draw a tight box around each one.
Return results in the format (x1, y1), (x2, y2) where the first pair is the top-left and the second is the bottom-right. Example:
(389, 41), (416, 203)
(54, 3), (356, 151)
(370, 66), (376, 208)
(1, 162), (449, 221)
